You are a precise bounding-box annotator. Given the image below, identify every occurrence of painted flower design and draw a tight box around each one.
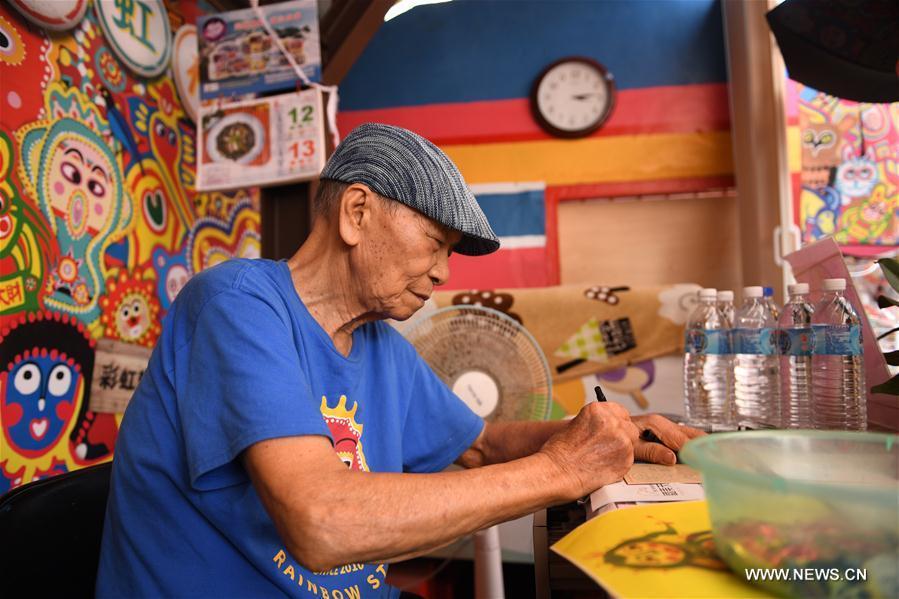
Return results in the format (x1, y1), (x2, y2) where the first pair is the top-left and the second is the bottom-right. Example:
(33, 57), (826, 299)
(657, 284), (702, 325)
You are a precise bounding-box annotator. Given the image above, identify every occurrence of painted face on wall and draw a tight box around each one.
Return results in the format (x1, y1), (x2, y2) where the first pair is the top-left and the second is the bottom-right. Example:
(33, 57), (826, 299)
(151, 245), (190, 310)
(1, 311), (99, 490)
(2, 353), (78, 455)
(45, 136), (115, 240)
(835, 157), (878, 199)
(115, 293), (151, 341)
(18, 94), (131, 323)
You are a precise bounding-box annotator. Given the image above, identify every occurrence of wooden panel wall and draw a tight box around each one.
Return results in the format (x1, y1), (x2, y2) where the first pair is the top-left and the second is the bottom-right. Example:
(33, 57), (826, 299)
(558, 194), (743, 291)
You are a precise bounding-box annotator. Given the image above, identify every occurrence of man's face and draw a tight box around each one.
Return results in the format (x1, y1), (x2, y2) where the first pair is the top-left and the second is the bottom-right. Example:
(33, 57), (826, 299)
(356, 198), (461, 321)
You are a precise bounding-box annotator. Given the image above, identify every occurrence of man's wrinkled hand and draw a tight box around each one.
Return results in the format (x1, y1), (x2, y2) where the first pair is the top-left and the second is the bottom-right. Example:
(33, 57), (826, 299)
(538, 402), (637, 499)
(631, 414), (706, 465)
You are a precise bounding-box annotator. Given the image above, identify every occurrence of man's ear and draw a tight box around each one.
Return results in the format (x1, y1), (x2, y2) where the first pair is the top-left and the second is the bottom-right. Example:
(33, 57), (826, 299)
(337, 184), (374, 247)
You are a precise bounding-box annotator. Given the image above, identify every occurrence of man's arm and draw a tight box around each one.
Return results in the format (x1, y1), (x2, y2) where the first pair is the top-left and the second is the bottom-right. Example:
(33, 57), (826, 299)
(458, 413), (705, 468)
(244, 402), (637, 572)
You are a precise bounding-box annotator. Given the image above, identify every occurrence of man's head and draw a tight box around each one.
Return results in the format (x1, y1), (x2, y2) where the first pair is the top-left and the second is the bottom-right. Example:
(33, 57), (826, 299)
(313, 124), (499, 320)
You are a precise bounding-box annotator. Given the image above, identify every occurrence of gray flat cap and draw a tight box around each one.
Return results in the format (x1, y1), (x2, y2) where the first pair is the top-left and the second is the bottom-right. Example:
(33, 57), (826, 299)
(320, 123), (500, 256)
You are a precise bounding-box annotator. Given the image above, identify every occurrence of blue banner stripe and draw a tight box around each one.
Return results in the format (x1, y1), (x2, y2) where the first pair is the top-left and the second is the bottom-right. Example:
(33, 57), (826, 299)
(474, 190), (545, 238)
(342, 0), (727, 110)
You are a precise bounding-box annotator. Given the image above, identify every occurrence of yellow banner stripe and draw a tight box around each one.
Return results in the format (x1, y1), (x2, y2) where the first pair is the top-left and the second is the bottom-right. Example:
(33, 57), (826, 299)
(441, 131), (734, 186)
(786, 125), (802, 173)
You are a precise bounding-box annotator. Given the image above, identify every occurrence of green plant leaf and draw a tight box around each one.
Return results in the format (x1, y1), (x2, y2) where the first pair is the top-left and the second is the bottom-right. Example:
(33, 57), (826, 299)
(871, 373), (899, 396)
(884, 351), (899, 366)
(877, 295), (899, 309)
(877, 259), (899, 293)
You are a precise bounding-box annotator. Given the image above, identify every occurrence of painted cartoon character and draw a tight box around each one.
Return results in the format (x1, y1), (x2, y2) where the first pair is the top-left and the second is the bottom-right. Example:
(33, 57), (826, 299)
(98, 267), (162, 347)
(835, 146), (879, 205)
(0, 130), (55, 315)
(126, 157), (186, 266)
(151, 245), (191, 311)
(128, 80), (195, 231)
(604, 522), (726, 571)
(835, 185), (896, 245)
(16, 82), (132, 325)
(0, 311), (116, 491)
(797, 106), (857, 190)
(320, 395), (369, 472)
(596, 361), (654, 410)
(799, 186), (841, 241)
(186, 198), (261, 276)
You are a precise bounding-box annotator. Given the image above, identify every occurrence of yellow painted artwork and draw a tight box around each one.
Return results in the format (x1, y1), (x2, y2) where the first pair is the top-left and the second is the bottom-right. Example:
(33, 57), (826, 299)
(551, 501), (772, 598)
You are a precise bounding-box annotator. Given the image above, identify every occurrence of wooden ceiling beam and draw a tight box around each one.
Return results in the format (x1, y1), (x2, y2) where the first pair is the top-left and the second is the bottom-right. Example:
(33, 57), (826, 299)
(320, 0), (394, 85)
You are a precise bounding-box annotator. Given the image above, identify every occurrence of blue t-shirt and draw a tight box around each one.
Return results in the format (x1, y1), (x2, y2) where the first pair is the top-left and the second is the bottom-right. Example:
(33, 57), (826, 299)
(96, 259), (484, 598)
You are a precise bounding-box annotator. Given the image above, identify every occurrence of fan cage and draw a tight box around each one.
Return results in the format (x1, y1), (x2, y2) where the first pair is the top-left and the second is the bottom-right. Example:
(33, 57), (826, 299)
(403, 305), (553, 422)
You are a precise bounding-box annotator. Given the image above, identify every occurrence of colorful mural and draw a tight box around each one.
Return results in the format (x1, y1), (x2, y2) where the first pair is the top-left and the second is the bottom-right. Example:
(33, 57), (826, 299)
(0, 3), (261, 493)
(789, 82), (899, 248)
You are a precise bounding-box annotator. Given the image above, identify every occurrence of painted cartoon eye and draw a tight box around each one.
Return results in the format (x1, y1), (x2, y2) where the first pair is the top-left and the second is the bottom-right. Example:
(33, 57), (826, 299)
(819, 132), (834, 144)
(132, 301), (141, 314)
(167, 130), (176, 145)
(802, 130), (814, 144)
(858, 169), (873, 180)
(47, 364), (73, 397)
(87, 179), (106, 198)
(122, 306), (130, 317)
(13, 363), (41, 395)
(60, 161), (82, 184)
(844, 169), (856, 180)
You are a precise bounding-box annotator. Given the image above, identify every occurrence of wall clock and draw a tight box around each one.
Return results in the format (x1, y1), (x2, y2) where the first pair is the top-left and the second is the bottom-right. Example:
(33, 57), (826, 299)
(530, 57), (616, 138)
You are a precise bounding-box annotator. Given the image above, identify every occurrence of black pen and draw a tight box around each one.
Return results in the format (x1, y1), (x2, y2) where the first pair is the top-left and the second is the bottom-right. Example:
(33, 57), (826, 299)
(595, 384), (671, 455)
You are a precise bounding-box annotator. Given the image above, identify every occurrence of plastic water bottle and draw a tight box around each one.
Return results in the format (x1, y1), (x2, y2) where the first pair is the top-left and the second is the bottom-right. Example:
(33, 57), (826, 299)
(733, 286), (781, 428)
(684, 288), (734, 428)
(717, 290), (735, 327)
(763, 286), (780, 321)
(811, 278), (866, 430)
(778, 283), (814, 428)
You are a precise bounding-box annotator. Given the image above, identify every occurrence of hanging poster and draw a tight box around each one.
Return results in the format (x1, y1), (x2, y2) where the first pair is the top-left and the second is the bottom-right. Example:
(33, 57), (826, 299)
(197, 0), (321, 100)
(94, 0), (172, 78)
(197, 89), (326, 191)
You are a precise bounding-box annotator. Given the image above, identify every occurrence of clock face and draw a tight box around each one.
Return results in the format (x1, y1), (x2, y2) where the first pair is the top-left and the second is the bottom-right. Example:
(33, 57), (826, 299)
(532, 58), (615, 138)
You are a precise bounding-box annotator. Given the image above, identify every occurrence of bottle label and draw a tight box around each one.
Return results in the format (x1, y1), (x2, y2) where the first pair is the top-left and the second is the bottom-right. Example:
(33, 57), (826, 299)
(776, 327), (814, 356)
(685, 329), (731, 355)
(812, 324), (862, 356)
(733, 327), (777, 355)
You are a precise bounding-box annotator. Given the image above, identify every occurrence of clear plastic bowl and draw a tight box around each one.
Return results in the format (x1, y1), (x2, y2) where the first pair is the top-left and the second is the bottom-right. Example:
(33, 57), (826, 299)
(681, 430), (899, 598)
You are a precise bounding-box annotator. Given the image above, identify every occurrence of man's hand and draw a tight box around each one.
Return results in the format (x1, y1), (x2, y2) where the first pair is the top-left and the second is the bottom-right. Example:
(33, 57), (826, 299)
(537, 402), (638, 499)
(632, 414), (706, 465)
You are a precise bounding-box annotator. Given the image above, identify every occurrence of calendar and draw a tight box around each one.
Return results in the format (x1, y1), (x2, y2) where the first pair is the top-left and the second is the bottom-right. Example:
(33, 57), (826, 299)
(196, 89), (326, 191)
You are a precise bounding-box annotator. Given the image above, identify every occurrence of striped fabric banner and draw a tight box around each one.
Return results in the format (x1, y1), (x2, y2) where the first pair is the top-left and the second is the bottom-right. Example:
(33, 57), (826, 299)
(445, 183), (552, 289)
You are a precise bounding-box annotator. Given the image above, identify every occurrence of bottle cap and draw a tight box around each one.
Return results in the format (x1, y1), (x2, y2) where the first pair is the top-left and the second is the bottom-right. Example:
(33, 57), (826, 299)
(699, 288), (717, 299)
(743, 286), (763, 298)
(763, 286), (774, 297)
(717, 290), (734, 301)
(788, 283), (810, 295)
(823, 278), (846, 291)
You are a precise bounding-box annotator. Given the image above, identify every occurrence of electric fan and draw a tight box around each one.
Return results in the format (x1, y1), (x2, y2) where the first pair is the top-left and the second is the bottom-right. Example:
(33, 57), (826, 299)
(402, 305), (553, 599)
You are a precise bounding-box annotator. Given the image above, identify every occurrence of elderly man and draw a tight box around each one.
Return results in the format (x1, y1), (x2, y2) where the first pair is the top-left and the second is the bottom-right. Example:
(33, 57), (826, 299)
(96, 123), (701, 598)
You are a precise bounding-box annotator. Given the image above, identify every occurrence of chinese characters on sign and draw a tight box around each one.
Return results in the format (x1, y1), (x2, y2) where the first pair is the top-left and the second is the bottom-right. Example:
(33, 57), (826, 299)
(94, 0), (172, 77)
(89, 339), (153, 414)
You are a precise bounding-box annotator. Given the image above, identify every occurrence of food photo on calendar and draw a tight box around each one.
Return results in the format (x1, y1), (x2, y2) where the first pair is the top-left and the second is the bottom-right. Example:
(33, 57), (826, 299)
(196, 90), (326, 191)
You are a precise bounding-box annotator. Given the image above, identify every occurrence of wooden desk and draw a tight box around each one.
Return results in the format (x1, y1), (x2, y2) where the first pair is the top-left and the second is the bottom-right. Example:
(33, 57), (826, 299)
(533, 502), (608, 599)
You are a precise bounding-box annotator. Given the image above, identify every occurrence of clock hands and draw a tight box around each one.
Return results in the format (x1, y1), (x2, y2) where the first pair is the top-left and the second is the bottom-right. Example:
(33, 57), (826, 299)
(572, 93), (600, 100)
